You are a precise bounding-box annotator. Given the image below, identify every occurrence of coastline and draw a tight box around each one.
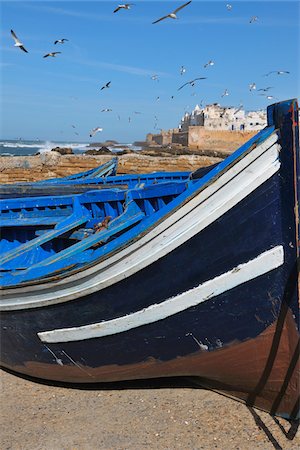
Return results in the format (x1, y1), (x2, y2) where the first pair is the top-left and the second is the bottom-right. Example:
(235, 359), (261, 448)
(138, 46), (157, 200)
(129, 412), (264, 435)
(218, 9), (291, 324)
(0, 151), (222, 184)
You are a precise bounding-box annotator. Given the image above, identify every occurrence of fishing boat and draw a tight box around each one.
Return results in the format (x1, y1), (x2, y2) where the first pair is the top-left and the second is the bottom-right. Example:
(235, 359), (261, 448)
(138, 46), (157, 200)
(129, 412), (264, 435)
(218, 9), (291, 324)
(0, 155), (194, 199)
(0, 157), (118, 199)
(0, 99), (299, 420)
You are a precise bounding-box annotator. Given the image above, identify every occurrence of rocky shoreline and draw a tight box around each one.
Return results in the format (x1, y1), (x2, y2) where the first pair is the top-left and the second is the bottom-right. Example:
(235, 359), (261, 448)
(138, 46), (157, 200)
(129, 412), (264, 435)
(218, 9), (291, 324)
(0, 149), (223, 184)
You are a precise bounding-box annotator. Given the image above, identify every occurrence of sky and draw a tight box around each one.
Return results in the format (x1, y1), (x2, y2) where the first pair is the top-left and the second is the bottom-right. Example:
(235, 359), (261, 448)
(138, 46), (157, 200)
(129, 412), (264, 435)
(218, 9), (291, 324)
(1, 0), (299, 143)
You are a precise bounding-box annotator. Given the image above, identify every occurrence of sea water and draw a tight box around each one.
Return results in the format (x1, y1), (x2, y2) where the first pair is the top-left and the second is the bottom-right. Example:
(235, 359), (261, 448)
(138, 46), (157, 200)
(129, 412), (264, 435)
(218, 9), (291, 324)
(0, 139), (141, 156)
(0, 139), (90, 156)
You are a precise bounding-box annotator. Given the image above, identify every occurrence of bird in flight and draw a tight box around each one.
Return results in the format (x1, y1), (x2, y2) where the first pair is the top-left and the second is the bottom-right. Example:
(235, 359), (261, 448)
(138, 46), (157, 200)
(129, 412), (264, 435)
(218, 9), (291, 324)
(234, 104), (243, 115)
(249, 16), (258, 23)
(249, 82), (256, 91)
(151, 74), (159, 81)
(101, 81), (111, 90)
(114, 4), (135, 13)
(101, 108), (112, 112)
(54, 38), (69, 45)
(221, 89), (229, 97)
(178, 77), (207, 91)
(90, 127), (103, 137)
(204, 60), (214, 68)
(180, 65), (186, 75)
(43, 52), (61, 58)
(152, 1), (192, 24)
(260, 94), (278, 101)
(264, 70), (290, 76)
(226, 4), (232, 11)
(10, 29), (28, 53)
(257, 86), (273, 92)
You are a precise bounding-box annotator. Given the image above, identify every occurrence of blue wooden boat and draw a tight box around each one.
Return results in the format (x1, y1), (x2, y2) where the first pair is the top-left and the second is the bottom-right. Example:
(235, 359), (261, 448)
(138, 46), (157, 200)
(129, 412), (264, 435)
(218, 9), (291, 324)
(0, 99), (299, 420)
(35, 156), (119, 183)
(0, 156), (193, 198)
(0, 157), (118, 199)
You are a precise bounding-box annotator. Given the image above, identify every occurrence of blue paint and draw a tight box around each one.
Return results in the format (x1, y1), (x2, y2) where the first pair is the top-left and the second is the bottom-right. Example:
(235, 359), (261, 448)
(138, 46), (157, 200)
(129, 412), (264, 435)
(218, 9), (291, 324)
(0, 99), (299, 421)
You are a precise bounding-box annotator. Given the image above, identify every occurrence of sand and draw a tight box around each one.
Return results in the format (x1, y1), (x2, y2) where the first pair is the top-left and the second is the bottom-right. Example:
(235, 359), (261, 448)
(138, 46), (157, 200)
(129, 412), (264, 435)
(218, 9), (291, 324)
(1, 369), (299, 450)
(1, 152), (299, 449)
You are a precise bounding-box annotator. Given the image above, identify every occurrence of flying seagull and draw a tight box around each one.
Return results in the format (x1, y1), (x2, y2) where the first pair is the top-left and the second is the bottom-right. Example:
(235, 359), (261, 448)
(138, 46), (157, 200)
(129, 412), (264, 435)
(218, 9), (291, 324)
(221, 88), (229, 97)
(151, 74), (159, 81)
(101, 81), (111, 90)
(101, 108), (112, 112)
(264, 70), (290, 76)
(43, 52), (61, 58)
(90, 127), (103, 137)
(249, 16), (258, 23)
(152, 1), (192, 24)
(114, 4), (135, 13)
(178, 77), (207, 91)
(204, 60), (214, 68)
(234, 104), (243, 115)
(249, 82), (256, 91)
(10, 29), (28, 53)
(54, 38), (69, 44)
(180, 65), (186, 75)
(226, 4), (232, 11)
(257, 86), (273, 92)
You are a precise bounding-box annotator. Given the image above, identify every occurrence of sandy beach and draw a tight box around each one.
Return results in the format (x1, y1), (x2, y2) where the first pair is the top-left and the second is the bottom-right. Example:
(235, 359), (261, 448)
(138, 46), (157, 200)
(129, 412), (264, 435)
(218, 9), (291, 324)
(1, 150), (299, 449)
(1, 368), (299, 450)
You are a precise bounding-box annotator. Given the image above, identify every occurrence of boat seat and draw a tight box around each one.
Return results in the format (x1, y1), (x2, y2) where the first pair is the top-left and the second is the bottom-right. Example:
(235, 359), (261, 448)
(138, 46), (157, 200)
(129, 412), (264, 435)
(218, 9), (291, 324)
(0, 198), (89, 270)
(3, 199), (145, 285)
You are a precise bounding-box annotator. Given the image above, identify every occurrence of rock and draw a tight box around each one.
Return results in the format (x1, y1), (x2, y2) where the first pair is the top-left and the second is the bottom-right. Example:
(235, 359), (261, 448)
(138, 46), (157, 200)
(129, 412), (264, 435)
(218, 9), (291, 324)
(85, 146), (112, 155)
(51, 147), (73, 155)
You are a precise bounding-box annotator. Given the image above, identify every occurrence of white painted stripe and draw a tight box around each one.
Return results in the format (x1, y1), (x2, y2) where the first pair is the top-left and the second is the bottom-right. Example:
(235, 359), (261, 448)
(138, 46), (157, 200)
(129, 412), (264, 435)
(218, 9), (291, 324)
(1, 134), (281, 310)
(38, 245), (284, 343)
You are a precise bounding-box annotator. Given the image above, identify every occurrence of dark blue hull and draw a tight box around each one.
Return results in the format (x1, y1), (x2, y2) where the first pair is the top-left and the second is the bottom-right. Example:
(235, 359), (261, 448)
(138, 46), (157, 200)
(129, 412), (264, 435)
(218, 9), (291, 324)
(1, 99), (299, 420)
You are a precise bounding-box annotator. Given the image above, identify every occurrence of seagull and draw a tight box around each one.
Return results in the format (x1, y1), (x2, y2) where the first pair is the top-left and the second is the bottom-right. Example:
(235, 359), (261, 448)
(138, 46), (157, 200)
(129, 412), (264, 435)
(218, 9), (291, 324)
(113, 3), (135, 13)
(71, 125), (76, 128)
(204, 60), (214, 68)
(54, 38), (69, 44)
(250, 16), (258, 23)
(90, 127), (103, 137)
(249, 82), (256, 91)
(101, 81), (111, 90)
(178, 77), (207, 90)
(101, 108), (112, 112)
(234, 104), (243, 115)
(226, 4), (232, 11)
(43, 52), (61, 58)
(156, 96), (160, 101)
(221, 89), (229, 97)
(264, 70), (290, 76)
(134, 111), (142, 114)
(180, 65), (186, 75)
(257, 86), (273, 92)
(259, 94), (278, 100)
(128, 116), (131, 123)
(10, 29), (28, 53)
(152, 1), (192, 24)
(151, 74), (159, 81)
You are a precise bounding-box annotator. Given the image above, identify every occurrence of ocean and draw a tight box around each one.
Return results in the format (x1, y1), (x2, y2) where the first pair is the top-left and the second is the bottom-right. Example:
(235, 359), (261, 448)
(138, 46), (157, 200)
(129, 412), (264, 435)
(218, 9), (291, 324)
(0, 139), (141, 157)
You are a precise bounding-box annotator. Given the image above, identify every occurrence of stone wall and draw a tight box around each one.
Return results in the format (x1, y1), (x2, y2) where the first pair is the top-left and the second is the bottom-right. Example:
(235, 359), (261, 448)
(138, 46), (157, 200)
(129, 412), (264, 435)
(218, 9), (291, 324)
(188, 126), (257, 153)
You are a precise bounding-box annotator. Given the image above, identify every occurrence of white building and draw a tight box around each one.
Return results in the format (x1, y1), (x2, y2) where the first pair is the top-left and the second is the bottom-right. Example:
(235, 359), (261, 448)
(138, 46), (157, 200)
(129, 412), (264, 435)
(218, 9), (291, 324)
(180, 103), (267, 132)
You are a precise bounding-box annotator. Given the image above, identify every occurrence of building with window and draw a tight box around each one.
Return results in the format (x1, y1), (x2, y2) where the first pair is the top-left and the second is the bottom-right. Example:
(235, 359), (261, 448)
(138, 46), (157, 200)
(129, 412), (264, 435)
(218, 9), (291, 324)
(180, 103), (267, 132)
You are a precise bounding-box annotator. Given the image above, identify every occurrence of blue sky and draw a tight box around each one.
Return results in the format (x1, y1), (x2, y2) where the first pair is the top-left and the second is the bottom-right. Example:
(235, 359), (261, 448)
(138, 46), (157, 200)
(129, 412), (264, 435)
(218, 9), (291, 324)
(1, 0), (299, 143)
